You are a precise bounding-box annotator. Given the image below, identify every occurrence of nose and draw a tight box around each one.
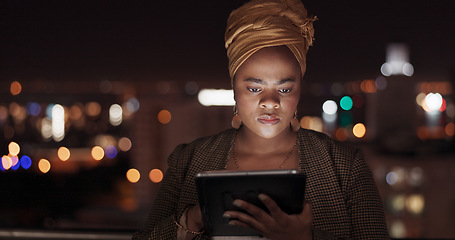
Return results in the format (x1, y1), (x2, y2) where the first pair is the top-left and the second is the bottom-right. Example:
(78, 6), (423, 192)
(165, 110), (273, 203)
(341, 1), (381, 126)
(260, 91), (280, 109)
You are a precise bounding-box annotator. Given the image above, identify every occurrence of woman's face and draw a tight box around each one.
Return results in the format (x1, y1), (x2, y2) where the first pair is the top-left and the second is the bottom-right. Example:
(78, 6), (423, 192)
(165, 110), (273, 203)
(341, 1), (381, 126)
(234, 46), (302, 139)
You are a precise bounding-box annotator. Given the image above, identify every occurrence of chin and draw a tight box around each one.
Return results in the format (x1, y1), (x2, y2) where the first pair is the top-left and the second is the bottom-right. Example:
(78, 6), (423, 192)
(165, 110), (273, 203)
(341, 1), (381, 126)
(254, 126), (288, 139)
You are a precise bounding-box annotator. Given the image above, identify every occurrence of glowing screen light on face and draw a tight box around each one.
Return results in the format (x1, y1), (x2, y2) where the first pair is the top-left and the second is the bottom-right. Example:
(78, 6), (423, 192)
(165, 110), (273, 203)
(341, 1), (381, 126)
(20, 155), (32, 169)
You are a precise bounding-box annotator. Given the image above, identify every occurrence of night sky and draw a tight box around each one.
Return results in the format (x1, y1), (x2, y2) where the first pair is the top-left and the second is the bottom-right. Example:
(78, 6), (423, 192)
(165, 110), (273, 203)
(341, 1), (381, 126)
(1, 0), (455, 84)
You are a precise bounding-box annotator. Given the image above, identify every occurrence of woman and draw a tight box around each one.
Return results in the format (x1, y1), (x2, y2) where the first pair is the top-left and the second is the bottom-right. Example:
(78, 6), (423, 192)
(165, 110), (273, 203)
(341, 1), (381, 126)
(133, 0), (389, 239)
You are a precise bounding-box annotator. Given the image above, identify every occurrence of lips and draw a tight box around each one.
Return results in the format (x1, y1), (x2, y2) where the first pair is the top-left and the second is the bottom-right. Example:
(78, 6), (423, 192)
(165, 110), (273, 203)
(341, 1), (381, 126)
(257, 114), (280, 125)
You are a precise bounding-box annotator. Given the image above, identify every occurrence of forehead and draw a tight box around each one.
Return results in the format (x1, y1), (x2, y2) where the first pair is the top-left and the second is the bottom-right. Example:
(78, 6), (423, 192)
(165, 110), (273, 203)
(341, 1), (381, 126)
(235, 46), (302, 82)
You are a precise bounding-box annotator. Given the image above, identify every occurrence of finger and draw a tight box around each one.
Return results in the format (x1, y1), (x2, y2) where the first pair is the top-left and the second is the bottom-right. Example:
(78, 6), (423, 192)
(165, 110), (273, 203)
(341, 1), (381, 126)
(233, 199), (270, 221)
(223, 210), (263, 232)
(258, 193), (284, 217)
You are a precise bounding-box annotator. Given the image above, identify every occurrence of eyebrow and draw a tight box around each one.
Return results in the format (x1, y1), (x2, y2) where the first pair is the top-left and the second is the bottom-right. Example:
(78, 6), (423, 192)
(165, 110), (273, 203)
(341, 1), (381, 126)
(244, 77), (296, 85)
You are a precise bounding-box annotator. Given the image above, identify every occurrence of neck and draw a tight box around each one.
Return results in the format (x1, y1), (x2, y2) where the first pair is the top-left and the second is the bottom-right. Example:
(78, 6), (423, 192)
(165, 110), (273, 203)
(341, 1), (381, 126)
(236, 127), (297, 154)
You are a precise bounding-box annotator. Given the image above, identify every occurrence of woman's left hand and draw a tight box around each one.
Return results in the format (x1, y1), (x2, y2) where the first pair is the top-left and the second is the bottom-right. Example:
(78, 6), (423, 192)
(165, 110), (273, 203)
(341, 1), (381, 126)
(223, 193), (313, 240)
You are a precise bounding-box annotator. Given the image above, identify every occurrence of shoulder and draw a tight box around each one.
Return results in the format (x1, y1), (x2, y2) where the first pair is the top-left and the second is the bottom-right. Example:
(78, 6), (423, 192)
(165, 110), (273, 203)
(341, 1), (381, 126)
(298, 128), (361, 162)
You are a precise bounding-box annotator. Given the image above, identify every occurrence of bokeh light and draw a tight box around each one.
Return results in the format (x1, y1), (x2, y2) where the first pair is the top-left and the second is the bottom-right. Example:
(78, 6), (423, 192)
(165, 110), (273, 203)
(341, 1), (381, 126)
(335, 128), (348, 141)
(158, 110), (172, 124)
(109, 104), (123, 126)
(386, 171), (398, 185)
(406, 194), (425, 215)
(52, 104), (65, 142)
(424, 93), (443, 112)
(391, 194), (406, 213)
(340, 96), (353, 111)
(41, 117), (53, 140)
(407, 167), (424, 187)
(10, 156), (20, 170)
(445, 122), (455, 137)
(322, 100), (337, 115)
(86, 102), (101, 117)
(58, 147), (71, 161)
(353, 123), (366, 138)
(8, 141), (20, 156)
(125, 97), (140, 113)
(0, 106), (8, 122)
(38, 159), (51, 173)
(91, 146), (105, 161)
(20, 155), (32, 169)
(375, 77), (387, 90)
(118, 137), (132, 151)
(26, 102), (42, 116)
(390, 220), (406, 238)
(126, 169), (140, 183)
(149, 169), (164, 183)
(105, 145), (117, 159)
(300, 116), (323, 132)
(360, 79), (377, 93)
(10, 81), (22, 95)
(2, 155), (12, 170)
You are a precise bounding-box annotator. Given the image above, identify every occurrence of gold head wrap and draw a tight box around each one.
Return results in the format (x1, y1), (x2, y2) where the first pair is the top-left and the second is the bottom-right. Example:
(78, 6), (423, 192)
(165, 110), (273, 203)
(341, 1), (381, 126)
(225, 0), (316, 81)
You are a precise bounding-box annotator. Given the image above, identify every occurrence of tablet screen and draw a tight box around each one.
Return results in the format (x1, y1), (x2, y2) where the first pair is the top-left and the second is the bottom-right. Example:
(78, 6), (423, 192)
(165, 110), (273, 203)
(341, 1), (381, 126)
(196, 169), (306, 236)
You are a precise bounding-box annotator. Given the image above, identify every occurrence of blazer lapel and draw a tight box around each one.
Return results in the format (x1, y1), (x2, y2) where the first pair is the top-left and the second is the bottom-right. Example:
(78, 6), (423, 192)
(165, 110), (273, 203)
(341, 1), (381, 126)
(297, 129), (350, 234)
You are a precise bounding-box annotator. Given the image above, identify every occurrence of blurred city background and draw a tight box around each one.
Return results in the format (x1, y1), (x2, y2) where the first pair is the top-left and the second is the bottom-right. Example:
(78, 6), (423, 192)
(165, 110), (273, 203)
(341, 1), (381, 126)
(1, 0), (454, 239)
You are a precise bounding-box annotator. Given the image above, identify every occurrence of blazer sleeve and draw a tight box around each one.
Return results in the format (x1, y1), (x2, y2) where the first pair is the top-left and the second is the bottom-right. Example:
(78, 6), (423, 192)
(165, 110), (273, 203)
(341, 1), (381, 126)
(346, 149), (389, 239)
(132, 144), (187, 240)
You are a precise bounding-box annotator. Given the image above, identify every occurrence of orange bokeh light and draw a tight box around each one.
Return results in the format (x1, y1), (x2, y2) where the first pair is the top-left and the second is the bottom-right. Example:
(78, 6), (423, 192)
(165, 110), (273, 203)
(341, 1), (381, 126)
(353, 123), (366, 138)
(10, 81), (22, 96)
(38, 159), (51, 173)
(8, 142), (20, 156)
(149, 169), (164, 183)
(127, 168), (140, 183)
(91, 146), (104, 160)
(58, 147), (71, 161)
(158, 110), (172, 124)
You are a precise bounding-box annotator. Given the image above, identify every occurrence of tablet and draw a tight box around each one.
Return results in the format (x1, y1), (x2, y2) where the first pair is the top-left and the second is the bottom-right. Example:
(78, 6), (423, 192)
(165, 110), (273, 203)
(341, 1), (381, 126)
(195, 169), (306, 236)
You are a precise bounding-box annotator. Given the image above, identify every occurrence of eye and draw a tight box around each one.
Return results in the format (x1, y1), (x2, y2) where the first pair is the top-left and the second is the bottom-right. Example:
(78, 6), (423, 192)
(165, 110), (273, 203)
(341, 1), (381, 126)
(248, 87), (261, 93)
(278, 88), (292, 93)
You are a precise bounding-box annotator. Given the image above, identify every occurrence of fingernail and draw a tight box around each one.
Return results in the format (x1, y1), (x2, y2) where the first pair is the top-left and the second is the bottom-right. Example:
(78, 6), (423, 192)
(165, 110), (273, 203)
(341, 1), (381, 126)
(228, 221), (236, 226)
(222, 213), (231, 218)
(258, 194), (266, 201)
(233, 200), (242, 207)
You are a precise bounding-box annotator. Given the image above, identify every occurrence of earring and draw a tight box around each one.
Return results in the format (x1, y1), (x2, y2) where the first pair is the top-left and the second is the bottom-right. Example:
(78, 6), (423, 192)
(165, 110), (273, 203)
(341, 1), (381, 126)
(231, 106), (242, 129)
(290, 110), (300, 132)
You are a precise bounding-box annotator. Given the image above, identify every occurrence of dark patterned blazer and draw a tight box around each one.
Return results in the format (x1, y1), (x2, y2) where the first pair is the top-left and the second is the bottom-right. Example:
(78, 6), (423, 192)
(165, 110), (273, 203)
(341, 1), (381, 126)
(132, 128), (390, 240)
